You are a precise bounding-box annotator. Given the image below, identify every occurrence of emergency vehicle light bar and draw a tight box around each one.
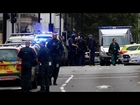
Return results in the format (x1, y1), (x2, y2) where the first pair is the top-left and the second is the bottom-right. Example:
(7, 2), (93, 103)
(98, 26), (132, 29)
(0, 43), (21, 47)
(10, 33), (35, 36)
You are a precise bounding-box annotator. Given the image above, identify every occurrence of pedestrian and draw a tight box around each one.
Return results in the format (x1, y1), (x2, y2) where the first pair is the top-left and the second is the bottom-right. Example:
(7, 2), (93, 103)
(108, 38), (120, 66)
(75, 35), (79, 66)
(47, 32), (64, 85)
(88, 34), (96, 66)
(18, 41), (37, 92)
(77, 35), (87, 66)
(37, 41), (51, 92)
(68, 33), (78, 66)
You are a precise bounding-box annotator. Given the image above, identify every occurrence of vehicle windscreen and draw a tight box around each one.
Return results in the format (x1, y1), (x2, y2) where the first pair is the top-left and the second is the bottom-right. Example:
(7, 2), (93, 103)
(6, 40), (35, 45)
(126, 46), (139, 51)
(0, 49), (19, 61)
(6, 40), (22, 43)
(102, 36), (126, 47)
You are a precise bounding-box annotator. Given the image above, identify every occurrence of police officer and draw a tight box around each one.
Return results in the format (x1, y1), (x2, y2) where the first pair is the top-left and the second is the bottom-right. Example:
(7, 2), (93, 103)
(38, 41), (51, 92)
(108, 38), (120, 66)
(77, 35), (87, 66)
(47, 32), (64, 85)
(69, 33), (78, 66)
(18, 41), (36, 92)
(88, 34), (96, 66)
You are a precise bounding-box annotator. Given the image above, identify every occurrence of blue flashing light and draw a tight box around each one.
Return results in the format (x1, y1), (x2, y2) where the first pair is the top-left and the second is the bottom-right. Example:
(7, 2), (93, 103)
(42, 32), (46, 34)
(98, 26), (132, 29)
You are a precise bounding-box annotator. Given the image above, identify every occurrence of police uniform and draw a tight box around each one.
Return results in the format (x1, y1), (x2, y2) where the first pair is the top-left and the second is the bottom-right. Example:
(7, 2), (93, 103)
(88, 34), (96, 66)
(18, 46), (36, 92)
(77, 36), (87, 66)
(38, 41), (51, 92)
(47, 34), (64, 85)
(69, 34), (77, 66)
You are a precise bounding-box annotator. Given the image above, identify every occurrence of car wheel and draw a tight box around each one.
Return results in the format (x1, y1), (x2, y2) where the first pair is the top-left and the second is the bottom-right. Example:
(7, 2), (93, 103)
(124, 64), (129, 66)
(100, 61), (104, 66)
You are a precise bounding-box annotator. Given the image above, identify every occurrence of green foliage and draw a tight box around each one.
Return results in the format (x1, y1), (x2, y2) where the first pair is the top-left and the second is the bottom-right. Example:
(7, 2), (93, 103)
(65, 13), (140, 41)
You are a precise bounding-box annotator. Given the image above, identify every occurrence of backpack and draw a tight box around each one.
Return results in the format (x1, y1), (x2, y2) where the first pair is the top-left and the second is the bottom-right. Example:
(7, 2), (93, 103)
(22, 47), (32, 61)
(43, 48), (50, 62)
(22, 47), (37, 67)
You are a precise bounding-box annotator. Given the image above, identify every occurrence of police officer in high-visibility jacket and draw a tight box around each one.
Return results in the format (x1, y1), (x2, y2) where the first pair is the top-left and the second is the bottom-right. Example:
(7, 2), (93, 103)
(47, 32), (64, 85)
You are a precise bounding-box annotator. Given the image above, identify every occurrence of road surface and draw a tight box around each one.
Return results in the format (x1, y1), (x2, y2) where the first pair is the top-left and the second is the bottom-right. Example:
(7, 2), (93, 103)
(1, 64), (140, 92)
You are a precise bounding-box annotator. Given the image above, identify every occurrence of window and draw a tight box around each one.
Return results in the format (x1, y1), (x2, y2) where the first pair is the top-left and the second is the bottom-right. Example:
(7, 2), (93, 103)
(102, 36), (126, 46)
(138, 47), (140, 50)
(0, 49), (19, 61)
(126, 46), (138, 51)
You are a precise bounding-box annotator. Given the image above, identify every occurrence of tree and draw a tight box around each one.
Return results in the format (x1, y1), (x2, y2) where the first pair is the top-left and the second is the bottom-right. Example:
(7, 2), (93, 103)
(65, 13), (140, 42)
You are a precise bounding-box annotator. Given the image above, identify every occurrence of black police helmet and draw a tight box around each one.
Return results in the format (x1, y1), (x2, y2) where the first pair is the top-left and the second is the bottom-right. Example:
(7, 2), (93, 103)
(71, 33), (76, 37)
(88, 34), (93, 37)
(40, 41), (46, 45)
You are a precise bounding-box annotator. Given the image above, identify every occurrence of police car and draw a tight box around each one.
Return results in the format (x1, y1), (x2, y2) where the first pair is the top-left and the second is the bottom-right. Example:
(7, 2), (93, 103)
(34, 32), (68, 66)
(34, 32), (52, 44)
(5, 33), (35, 44)
(0, 43), (39, 89)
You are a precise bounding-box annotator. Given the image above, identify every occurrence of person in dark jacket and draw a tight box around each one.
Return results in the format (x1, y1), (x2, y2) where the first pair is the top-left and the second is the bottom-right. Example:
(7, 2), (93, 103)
(88, 34), (96, 66)
(38, 41), (51, 92)
(77, 35), (87, 66)
(108, 38), (120, 66)
(47, 32), (64, 85)
(18, 41), (36, 92)
(68, 33), (78, 66)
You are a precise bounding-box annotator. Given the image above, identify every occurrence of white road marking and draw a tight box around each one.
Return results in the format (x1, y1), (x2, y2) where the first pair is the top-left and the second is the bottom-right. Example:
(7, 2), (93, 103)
(60, 75), (74, 92)
(58, 76), (139, 79)
(96, 85), (111, 89)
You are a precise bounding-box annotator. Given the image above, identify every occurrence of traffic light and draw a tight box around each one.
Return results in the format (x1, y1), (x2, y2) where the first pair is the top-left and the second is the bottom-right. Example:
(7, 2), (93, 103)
(6, 13), (10, 20)
(11, 13), (17, 23)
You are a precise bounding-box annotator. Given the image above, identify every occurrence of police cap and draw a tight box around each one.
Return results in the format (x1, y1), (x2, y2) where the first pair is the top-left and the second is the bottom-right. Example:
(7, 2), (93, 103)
(39, 41), (46, 45)
(71, 33), (76, 37)
(88, 34), (93, 37)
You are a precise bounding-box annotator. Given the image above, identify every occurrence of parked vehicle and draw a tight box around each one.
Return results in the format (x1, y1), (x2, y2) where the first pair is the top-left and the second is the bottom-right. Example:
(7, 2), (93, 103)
(0, 43), (39, 89)
(98, 26), (133, 66)
(119, 44), (140, 63)
(122, 50), (140, 65)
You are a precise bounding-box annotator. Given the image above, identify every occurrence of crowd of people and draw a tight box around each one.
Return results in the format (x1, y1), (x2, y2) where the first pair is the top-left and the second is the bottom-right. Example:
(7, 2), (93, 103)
(17, 32), (98, 92)
(67, 33), (97, 66)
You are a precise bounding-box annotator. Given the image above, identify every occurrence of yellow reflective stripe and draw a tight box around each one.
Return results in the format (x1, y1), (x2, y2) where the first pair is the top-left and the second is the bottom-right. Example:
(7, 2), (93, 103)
(0, 70), (7, 74)
(3, 62), (19, 73)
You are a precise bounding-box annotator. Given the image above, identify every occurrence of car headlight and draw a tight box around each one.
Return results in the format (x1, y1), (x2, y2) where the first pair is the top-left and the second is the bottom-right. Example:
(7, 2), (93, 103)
(130, 54), (139, 57)
(100, 50), (106, 55)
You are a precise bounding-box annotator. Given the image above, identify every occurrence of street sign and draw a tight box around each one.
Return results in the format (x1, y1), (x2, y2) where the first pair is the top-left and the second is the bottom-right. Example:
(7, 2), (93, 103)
(34, 23), (42, 31)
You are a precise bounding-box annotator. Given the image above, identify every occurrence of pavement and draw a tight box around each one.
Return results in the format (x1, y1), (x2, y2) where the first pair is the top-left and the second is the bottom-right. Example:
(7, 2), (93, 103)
(1, 64), (140, 92)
